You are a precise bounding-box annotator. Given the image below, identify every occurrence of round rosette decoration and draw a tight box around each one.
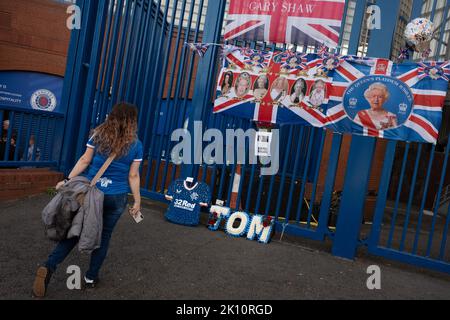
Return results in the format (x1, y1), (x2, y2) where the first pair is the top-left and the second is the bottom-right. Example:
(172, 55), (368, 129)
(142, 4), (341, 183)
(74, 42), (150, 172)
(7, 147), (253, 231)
(248, 53), (265, 65)
(421, 65), (446, 80)
(322, 54), (341, 71)
(404, 18), (434, 53)
(283, 53), (305, 70)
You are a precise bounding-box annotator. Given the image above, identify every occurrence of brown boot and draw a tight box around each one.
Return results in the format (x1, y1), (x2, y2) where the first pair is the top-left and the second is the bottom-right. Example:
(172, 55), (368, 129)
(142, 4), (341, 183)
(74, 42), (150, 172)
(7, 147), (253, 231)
(32, 266), (52, 298)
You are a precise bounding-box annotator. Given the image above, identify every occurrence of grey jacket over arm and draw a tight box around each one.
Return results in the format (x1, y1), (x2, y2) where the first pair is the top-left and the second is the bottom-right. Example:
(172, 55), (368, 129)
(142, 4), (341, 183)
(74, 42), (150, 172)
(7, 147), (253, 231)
(42, 176), (104, 253)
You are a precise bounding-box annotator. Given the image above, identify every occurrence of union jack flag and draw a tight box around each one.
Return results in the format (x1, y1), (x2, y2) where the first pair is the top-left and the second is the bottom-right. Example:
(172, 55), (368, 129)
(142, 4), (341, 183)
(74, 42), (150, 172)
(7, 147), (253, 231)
(224, 0), (346, 47)
(214, 48), (449, 144)
(326, 58), (450, 143)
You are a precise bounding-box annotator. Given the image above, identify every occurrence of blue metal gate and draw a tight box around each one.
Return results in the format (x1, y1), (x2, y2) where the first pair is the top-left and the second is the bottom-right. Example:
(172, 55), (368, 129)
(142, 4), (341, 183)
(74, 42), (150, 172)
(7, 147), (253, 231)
(55, 0), (449, 274)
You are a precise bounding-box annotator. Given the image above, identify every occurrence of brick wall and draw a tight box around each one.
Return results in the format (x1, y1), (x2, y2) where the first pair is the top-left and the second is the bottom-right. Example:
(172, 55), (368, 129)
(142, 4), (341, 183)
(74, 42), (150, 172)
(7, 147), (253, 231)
(0, 168), (63, 201)
(0, 0), (70, 76)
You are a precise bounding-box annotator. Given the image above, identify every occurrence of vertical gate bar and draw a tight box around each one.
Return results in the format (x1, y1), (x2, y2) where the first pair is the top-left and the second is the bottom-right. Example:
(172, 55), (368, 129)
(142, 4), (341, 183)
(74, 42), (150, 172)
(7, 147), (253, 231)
(149, 0), (184, 191)
(254, 170), (265, 215)
(226, 118), (239, 207)
(281, 127), (305, 222)
(295, 128), (316, 223)
(73, 0), (112, 160)
(243, 43), (272, 212)
(264, 162), (277, 216)
(123, 0), (147, 102)
(367, 140), (397, 248)
(137, 0), (163, 132)
(426, 136), (450, 257)
(107, 0), (130, 117)
(22, 115), (34, 162)
(141, 0), (171, 155)
(274, 125), (294, 218)
(98, 0), (122, 116)
(130, 1), (158, 104)
(262, 119), (278, 216)
(205, 115), (221, 194)
(413, 144), (436, 254)
(206, 114), (224, 195)
(59, 0), (103, 173)
(119, 0), (139, 102)
(47, 118), (57, 162)
(347, 0), (367, 55)
(411, 0), (425, 20)
(332, 135), (376, 259)
(38, 116), (50, 162)
(439, 194), (450, 260)
(387, 142), (410, 248)
(217, 117), (229, 201)
(307, 129), (326, 227)
(244, 164), (257, 211)
(337, 0), (350, 50)
(430, 0), (438, 22)
(181, 0), (227, 179)
(232, 119), (244, 211)
(110, 0), (133, 106)
(235, 126), (250, 211)
(13, 113), (25, 161)
(245, 156), (258, 212)
(3, 111), (15, 161)
(97, 0), (125, 121)
(143, 0), (175, 189)
(159, 0), (193, 191)
(435, 2), (450, 60)
(168, 0), (201, 186)
(130, 2), (158, 106)
(400, 144), (423, 252)
(31, 116), (42, 162)
(176, 0), (206, 131)
(0, 111), (3, 139)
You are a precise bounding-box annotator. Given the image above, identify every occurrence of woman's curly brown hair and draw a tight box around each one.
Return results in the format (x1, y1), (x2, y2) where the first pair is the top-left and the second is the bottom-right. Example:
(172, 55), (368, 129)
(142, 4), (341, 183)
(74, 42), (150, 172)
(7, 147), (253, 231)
(92, 103), (138, 158)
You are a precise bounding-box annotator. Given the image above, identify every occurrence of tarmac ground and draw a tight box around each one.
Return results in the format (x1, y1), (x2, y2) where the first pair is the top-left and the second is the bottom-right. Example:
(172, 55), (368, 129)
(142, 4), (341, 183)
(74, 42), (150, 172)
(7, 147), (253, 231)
(0, 193), (449, 300)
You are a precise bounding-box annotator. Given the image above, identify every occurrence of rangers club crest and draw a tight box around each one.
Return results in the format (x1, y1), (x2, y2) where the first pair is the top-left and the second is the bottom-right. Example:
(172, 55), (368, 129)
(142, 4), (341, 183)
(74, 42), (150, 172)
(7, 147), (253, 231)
(31, 89), (57, 112)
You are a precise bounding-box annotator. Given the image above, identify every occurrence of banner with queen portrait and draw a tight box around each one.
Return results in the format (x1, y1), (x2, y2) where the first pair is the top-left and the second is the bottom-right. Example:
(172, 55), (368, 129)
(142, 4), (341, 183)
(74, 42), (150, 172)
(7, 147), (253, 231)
(213, 49), (333, 126)
(213, 47), (450, 144)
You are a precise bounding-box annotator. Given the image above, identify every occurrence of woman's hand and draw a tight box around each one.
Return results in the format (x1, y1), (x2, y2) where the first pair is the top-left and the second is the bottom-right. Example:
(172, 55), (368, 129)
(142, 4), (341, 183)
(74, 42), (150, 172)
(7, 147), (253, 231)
(129, 202), (141, 217)
(55, 180), (66, 191)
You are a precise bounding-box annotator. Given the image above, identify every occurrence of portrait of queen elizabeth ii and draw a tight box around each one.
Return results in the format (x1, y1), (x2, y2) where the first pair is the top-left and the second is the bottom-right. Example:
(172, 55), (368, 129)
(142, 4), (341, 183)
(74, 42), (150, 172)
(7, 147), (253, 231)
(353, 82), (398, 130)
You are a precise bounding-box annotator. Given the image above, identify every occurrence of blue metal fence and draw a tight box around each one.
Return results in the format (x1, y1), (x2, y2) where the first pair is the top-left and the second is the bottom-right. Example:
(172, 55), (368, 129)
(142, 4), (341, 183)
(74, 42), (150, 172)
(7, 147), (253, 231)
(2, 0), (448, 273)
(0, 107), (63, 168)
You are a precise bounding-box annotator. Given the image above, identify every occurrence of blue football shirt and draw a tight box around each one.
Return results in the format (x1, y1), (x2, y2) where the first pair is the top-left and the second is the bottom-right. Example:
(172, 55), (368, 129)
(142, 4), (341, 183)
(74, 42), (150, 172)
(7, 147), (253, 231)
(84, 136), (143, 195)
(165, 180), (211, 226)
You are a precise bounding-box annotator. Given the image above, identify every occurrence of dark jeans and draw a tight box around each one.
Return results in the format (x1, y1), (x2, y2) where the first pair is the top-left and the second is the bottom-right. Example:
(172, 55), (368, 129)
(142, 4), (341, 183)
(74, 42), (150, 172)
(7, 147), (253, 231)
(45, 193), (128, 281)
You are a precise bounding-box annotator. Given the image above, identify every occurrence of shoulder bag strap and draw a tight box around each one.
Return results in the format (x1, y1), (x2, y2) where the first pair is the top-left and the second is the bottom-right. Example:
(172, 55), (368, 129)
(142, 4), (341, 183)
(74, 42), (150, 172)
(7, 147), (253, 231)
(90, 154), (116, 187)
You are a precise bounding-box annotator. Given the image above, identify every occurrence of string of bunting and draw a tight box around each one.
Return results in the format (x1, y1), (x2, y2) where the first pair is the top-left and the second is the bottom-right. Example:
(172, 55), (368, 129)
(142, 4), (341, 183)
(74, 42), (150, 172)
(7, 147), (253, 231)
(184, 42), (240, 58)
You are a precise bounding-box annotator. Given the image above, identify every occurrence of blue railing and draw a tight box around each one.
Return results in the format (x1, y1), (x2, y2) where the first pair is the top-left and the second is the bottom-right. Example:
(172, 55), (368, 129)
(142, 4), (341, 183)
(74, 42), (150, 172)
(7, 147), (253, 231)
(0, 107), (62, 168)
(54, 0), (449, 274)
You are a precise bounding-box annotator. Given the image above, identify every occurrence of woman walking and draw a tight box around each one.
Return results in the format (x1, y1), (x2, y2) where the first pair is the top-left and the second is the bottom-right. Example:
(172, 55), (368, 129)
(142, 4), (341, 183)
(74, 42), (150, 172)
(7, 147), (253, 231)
(33, 102), (143, 298)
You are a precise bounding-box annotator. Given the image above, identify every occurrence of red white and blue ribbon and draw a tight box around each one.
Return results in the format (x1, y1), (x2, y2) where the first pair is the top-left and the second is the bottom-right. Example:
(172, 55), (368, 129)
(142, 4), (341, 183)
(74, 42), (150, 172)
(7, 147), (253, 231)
(185, 43), (213, 57)
(398, 48), (410, 62)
